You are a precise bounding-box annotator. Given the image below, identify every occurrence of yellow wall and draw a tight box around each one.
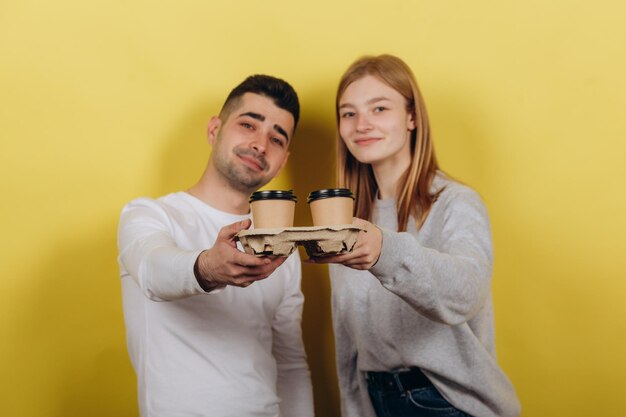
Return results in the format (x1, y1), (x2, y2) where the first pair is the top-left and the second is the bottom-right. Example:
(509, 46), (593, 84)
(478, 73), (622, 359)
(1, 1), (625, 415)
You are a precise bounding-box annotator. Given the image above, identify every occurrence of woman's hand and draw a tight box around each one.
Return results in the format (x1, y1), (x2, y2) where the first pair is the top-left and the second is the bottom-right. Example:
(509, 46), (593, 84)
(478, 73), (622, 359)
(309, 218), (382, 270)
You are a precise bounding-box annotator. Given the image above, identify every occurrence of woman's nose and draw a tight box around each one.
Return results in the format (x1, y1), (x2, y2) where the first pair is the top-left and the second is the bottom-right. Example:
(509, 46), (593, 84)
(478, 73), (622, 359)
(356, 114), (373, 132)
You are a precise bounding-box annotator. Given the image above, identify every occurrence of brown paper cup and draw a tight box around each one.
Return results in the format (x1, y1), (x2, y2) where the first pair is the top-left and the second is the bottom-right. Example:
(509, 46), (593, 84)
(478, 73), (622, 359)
(249, 190), (297, 229)
(250, 199), (295, 228)
(308, 188), (355, 226)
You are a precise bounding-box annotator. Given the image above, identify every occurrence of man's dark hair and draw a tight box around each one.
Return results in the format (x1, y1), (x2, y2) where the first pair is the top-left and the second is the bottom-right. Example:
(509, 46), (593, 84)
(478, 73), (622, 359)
(220, 75), (300, 129)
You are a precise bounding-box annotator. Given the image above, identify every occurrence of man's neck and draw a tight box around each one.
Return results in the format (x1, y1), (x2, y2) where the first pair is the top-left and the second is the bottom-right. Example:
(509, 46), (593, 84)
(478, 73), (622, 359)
(187, 164), (251, 215)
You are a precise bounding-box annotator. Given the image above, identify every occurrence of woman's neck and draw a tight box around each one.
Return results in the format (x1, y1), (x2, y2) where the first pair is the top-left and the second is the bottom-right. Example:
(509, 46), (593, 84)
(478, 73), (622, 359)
(372, 151), (411, 200)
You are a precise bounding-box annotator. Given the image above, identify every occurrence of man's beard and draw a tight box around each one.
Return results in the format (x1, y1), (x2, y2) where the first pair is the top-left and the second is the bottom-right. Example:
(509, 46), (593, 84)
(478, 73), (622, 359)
(214, 147), (270, 193)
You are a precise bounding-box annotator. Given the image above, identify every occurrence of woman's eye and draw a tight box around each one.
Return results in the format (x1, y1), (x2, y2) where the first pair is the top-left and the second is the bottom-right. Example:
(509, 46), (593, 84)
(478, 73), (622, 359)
(374, 106), (387, 112)
(241, 122), (253, 129)
(341, 112), (355, 118)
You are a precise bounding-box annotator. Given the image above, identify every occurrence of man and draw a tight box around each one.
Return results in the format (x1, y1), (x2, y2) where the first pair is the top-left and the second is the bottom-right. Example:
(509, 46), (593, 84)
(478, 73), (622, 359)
(117, 75), (314, 417)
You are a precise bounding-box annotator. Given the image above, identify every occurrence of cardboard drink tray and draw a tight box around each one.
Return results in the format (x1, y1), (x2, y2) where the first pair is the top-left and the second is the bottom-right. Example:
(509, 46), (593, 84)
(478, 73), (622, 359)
(236, 224), (364, 257)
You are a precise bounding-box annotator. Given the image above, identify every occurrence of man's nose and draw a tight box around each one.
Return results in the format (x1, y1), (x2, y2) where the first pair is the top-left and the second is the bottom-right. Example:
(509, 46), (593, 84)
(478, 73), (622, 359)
(250, 132), (268, 154)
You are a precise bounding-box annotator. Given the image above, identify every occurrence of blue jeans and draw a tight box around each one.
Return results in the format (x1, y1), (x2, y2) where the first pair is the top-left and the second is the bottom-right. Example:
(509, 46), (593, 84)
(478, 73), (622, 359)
(368, 382), (472, 417)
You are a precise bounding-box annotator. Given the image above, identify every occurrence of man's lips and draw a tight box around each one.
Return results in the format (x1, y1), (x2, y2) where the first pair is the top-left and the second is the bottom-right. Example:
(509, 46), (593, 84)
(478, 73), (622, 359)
(237, 154), (265, 171)
(354, 137), (382, 146)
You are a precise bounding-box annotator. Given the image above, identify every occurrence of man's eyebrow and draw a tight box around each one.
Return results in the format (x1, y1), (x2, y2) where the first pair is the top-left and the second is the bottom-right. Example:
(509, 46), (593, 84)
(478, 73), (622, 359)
(273, 124), (289, 142)
(238, 111), (265, 121)
(239, 111), (289, 142)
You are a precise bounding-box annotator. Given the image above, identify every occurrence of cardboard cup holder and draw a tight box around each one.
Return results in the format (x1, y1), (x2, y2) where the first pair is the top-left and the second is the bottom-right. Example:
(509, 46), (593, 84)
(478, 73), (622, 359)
(236, 224), (364, 257)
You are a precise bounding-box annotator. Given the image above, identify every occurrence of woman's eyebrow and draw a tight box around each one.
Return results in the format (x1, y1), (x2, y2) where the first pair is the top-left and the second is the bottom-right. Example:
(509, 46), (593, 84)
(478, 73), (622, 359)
(339, 96), (391, 109)
(366, 96), (391, 104)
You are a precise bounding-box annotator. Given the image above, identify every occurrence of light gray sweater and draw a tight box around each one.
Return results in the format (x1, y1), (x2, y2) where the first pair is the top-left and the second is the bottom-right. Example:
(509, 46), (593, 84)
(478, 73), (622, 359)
(330, 175), (520, 417)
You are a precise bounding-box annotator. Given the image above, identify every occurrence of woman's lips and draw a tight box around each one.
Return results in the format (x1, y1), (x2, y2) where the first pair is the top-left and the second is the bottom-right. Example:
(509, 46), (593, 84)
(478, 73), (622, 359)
(354, 137), (382, 146)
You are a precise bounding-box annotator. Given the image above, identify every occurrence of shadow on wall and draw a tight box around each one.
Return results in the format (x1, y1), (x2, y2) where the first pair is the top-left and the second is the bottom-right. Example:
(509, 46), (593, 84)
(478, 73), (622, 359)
(288, 102), (341, 417)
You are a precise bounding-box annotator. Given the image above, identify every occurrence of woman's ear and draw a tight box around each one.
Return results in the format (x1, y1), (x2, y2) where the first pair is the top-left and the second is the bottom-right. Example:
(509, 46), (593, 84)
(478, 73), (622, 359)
(207, 116), (222, 145)
(407, 112), (416, 131)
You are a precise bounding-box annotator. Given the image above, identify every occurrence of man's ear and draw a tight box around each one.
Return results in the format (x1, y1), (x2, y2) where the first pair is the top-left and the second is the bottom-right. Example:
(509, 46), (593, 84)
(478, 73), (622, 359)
(207, 116), (222, 145)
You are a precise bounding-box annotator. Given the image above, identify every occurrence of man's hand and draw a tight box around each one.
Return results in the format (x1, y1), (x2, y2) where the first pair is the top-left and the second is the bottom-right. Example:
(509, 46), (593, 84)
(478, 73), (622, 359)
(308, 218), (382, 270)
(194, 219), (287, 290)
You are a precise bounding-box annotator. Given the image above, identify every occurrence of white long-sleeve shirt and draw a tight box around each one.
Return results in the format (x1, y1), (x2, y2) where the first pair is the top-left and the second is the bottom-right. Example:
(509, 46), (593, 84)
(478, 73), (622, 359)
(117, 191), (314, 417)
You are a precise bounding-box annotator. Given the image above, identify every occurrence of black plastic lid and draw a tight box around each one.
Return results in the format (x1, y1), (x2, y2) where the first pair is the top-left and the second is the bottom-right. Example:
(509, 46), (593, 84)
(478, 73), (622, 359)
(249, 189), (297, 203)
(307, 188), (354, 203)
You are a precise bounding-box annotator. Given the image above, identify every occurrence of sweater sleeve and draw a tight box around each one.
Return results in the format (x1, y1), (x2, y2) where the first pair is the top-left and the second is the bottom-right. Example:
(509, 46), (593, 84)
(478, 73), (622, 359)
(117, 198), (207, 301)
(369, 187), (493, 325)
(272, 253), (315, 417)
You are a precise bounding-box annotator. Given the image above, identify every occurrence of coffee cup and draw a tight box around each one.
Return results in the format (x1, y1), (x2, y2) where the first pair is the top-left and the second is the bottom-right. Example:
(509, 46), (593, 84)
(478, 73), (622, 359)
(307, 188), (355, 226)
(249, 190), (297, 229)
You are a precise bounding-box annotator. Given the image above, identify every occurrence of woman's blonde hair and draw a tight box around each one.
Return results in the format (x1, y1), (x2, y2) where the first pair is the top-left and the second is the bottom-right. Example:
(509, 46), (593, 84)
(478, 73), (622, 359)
(336, 54), (443, 231)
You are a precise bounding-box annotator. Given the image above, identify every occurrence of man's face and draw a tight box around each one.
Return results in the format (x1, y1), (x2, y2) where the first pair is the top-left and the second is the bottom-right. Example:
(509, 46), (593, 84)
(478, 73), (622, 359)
(209, 93), (294, 193)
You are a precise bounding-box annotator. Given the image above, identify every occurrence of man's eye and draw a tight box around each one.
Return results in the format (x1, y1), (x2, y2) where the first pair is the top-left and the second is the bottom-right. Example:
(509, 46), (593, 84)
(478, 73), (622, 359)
(241, 122), (253, 129)
(374, 106), (387, 112)
(271, 137), (286, 147)
(341, 112), (355, 118)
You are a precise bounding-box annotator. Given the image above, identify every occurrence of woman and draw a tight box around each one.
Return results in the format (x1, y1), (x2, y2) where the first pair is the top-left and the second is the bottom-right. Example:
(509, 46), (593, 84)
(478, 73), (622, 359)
(312, 55), (520, 417)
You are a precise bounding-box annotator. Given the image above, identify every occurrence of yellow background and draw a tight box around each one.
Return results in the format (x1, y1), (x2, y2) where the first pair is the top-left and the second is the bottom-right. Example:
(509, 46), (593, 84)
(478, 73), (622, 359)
(1, 1), (625, 415)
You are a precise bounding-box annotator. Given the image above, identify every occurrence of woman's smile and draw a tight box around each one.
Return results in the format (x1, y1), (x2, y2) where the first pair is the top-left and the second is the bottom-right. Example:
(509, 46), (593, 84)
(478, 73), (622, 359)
(354, 136), (383, 146)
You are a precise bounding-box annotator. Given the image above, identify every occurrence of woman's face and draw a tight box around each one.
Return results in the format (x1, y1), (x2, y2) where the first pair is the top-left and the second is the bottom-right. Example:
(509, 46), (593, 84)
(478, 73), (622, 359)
(338, 75), (415, 167)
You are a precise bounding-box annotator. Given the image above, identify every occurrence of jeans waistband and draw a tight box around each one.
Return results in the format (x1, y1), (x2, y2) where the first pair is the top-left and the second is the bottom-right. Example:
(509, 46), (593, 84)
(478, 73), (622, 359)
(366, 368), (432, 392)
